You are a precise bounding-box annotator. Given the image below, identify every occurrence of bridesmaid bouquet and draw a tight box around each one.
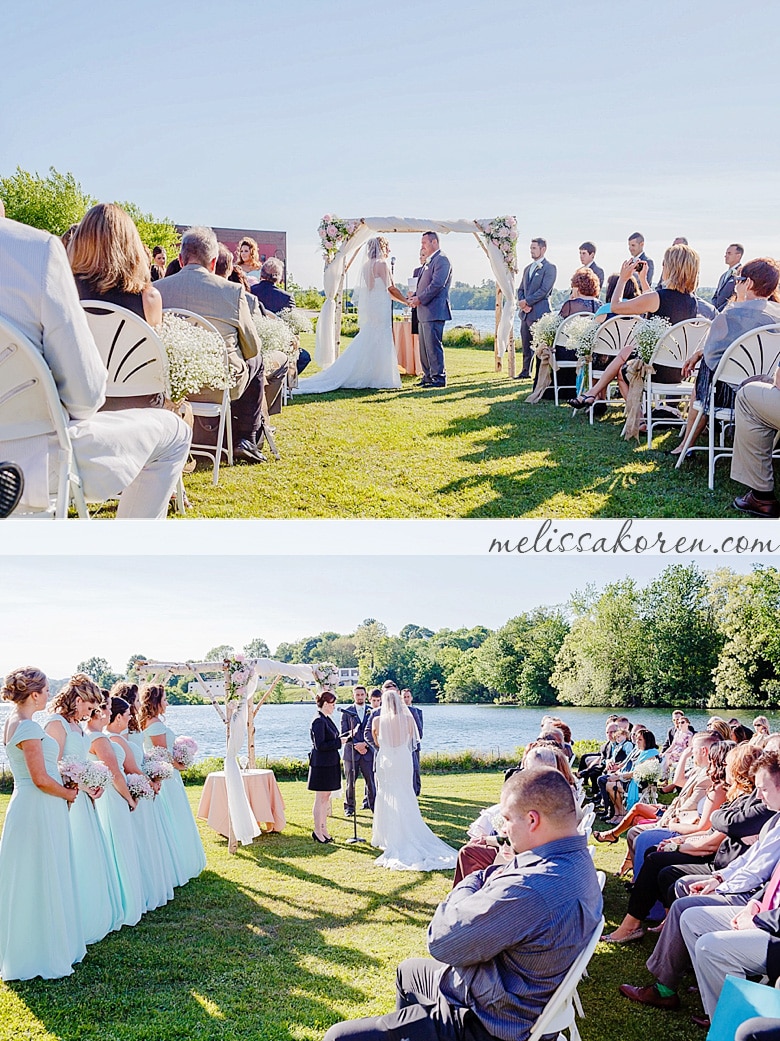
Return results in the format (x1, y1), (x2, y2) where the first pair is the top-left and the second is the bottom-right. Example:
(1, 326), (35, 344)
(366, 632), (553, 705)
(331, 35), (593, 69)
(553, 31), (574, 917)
(81, 761), (112, 792)
(172, 736), (198, 769)
(59, 756), (87, 789)
(126, 773), (155, 801)
(143, 755), (174, 783)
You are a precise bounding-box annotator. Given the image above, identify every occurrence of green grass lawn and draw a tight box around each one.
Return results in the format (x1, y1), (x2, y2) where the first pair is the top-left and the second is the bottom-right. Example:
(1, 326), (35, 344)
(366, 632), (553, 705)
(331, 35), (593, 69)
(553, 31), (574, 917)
(168, 335), (745, 519)
(0, 775), (704, 1041)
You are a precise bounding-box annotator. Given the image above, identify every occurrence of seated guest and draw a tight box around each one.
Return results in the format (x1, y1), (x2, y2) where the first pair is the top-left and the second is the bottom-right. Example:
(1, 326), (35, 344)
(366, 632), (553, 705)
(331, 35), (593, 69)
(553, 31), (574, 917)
(673, 257), (780, 460)
(326, 768), (602, 1041)
(559, 267), (601, 318)
(252, 258), (311, 376)
(0, 213), (190, 517)
(156, 226), (268, 465)
(596, 726), (634, 819)
(755, 717), (772, 737)
(569, 244), (700, 410)
(68, 203), (165, 410)
(619, 749), (780, 1013)
(150, 246), (167, 281)
(729, 355), (780, 517)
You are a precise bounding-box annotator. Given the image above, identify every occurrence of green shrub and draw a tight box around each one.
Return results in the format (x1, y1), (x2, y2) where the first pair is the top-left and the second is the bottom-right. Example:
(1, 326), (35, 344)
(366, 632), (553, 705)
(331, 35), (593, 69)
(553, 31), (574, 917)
(443, 327), (495, 350)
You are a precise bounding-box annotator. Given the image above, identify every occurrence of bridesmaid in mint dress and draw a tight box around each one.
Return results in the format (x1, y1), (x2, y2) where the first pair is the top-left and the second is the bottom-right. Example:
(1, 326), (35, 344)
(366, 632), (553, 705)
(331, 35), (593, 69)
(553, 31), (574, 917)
(44, 674), (123, 943)
(105, 696), (173, 912)
(112, 682), (178, 900)
(87, 699), (145, 928)
(140, 685), (206, 882)
(0, 666), (85, 980)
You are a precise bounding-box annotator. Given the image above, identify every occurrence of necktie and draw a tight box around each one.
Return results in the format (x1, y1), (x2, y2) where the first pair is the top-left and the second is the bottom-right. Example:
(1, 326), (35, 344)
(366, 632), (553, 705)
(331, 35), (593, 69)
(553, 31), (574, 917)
(759, 858), (780, 912)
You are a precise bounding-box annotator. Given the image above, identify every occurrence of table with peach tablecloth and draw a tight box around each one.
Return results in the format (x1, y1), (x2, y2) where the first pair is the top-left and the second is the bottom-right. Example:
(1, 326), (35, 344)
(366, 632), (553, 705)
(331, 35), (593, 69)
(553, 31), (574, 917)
(393, 320), (423, 375)
(197, 769), (286, 836)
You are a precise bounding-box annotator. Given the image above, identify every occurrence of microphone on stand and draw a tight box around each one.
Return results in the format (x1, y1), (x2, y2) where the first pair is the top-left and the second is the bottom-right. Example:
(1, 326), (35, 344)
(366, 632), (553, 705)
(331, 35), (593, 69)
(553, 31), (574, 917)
(391, 256), (396, 276)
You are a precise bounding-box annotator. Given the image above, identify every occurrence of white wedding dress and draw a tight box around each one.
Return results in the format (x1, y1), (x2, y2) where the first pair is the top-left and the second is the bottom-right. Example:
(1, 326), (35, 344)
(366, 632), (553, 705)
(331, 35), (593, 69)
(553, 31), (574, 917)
(295, 259), (402, 393)
(371, 696), (457, 872)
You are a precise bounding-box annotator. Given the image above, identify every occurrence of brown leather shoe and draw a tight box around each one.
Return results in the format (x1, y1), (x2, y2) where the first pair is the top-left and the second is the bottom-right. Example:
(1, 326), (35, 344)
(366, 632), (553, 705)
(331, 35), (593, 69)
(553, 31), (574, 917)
(691, 1015), (711, 1029)
(619, 983), (680, 1010)
(733, 490), (780, 518)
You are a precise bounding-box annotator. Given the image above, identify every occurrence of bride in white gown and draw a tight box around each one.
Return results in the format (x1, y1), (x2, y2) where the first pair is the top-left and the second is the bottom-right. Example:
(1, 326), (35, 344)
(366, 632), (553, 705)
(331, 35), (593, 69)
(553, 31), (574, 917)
(371, 688), (457, 871)
(295, 237), (405, 394)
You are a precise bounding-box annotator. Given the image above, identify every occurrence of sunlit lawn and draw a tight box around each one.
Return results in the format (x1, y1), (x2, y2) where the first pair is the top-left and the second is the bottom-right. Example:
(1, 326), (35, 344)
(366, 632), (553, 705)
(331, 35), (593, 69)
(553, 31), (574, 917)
(162, 335), (746, 520)
(0, 775), (703, 1041)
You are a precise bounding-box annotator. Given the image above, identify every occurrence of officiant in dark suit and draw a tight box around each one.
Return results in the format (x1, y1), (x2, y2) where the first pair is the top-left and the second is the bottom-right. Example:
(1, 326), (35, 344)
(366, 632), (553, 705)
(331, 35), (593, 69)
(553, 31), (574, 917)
(712, 243), (744, 311)
(340, 685), (375, 814)
(517, 238), (557, 379)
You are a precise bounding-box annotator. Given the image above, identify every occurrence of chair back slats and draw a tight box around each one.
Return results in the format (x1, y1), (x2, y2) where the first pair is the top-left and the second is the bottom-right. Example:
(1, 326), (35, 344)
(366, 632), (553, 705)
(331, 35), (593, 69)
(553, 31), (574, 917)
(81, 302), (169, 397)
(713, 324), (780, 388)
(592, 315), (639, 357)
(651, 318), (710, 368)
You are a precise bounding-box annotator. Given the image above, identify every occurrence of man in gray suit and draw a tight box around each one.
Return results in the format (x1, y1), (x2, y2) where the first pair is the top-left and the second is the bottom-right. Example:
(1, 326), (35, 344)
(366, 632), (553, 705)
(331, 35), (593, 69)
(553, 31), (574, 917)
(517, 238), (557, 379)
(156, 226), (266, 463)
(628, 232), (654, 286)
(712, 243), (744, 311)
(407, 232), (452, 388)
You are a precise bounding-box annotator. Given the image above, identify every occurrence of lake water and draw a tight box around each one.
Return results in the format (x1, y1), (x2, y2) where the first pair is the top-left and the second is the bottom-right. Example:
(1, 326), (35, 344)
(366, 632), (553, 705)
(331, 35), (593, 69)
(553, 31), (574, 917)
(447, 309), (516, 336)
(2, 703), (773, 767)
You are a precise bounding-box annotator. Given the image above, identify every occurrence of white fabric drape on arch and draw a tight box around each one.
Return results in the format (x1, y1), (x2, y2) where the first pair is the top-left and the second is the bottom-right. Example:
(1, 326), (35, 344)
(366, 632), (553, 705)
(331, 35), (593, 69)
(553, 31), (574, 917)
(314, 217), (517, 368)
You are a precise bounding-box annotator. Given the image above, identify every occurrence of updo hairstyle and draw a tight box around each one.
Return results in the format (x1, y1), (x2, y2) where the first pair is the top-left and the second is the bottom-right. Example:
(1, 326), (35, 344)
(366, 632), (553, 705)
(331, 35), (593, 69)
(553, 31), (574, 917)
(139, 684), (166, 729)
(2, 667), (47, 703)
(50, 672), (102, 719)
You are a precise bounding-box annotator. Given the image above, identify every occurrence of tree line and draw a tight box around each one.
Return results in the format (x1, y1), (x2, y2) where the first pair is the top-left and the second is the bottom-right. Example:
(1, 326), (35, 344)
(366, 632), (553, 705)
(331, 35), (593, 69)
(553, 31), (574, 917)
(71, 565), (780, 709)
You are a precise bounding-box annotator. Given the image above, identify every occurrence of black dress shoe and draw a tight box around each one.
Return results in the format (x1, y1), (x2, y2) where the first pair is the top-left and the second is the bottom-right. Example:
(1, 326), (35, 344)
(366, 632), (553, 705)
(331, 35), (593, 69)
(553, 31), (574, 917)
(733, 490), (780, 518)
(234, 439), (267, 464)
(344, 808), (354, 817)
(416, 378), (433, 387)
(515, 370), (531, 380)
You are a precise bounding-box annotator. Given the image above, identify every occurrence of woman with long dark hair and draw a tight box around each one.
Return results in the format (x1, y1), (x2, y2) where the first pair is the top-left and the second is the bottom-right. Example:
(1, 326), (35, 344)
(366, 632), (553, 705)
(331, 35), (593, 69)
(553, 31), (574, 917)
(308, 690), (341, 843)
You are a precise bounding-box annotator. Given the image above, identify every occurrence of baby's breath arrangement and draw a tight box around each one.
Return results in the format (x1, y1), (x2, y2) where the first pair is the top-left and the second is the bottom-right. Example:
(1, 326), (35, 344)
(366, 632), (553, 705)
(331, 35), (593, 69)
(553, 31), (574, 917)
(159, 313), (232, 404)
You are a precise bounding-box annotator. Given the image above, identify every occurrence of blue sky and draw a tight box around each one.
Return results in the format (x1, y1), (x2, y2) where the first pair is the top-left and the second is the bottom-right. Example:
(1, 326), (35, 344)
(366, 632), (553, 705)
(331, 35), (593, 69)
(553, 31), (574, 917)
(3, 0), (778, 291)
(0, 553), (768, 677)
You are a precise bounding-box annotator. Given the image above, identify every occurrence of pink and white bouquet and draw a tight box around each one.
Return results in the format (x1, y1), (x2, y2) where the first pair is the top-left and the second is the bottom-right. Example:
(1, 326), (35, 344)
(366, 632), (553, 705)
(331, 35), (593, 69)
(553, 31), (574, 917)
(143, 754), (174, 783)
(476, 216), (519, 275)
(126, 773), (155, 801)
(81, 760), (112, 791)
(59, 756), (87, 789)
(172, 736), (198, 768)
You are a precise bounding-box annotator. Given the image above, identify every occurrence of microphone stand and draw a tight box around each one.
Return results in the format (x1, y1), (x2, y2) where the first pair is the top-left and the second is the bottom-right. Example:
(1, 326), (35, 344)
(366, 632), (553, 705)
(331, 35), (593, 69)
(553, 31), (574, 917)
(343, 721), (366, 845)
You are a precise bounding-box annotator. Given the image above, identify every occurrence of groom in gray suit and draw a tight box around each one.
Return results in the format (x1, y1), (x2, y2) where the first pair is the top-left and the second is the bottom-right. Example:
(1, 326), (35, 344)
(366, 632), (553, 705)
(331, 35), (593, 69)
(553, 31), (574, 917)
(517, 238), (557, 379)
(408, 232), (452, 388)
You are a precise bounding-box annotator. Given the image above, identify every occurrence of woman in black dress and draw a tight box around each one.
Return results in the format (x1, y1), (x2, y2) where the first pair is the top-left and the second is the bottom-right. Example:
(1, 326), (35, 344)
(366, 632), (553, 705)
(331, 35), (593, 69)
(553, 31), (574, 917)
(308, 690), (341, 843)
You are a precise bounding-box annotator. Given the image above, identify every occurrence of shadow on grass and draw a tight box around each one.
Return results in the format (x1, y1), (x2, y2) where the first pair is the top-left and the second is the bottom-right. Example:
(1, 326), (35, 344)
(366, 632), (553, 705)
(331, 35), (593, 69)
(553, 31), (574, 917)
(6, 865), (396, 1041)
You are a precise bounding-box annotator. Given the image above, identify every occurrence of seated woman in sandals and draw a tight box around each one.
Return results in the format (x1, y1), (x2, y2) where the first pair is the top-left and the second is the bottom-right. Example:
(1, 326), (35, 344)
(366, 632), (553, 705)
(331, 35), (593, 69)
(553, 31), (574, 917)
(569, 244), (700, 411)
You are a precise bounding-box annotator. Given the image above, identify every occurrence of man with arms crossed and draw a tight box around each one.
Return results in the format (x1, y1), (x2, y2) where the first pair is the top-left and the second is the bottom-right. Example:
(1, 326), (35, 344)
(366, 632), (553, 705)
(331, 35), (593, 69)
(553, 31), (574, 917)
(323, 768), (602, 1041)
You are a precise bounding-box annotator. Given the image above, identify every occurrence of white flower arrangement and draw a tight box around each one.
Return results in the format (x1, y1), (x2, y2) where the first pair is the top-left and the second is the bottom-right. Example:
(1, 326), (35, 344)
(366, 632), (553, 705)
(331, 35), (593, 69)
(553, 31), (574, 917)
(633, 316), (672, 364)
(312, 662), (339, 691)
(278, 308), (312, 336)
(143, 755), (174, 783)
(318, 215), (362, 262)
(530, 311), (564, 351)
(126, 772), (155, 800)
(252, 313), (297, 360)
(476, 216), (519, 275)
(81, 760), (112, 791)
(172, 736), (198, 768)
(159, 313), (233, 404)
(633, 758), (663, 786)
(565, 315), (598, 358)
(224, 654), (253, 701)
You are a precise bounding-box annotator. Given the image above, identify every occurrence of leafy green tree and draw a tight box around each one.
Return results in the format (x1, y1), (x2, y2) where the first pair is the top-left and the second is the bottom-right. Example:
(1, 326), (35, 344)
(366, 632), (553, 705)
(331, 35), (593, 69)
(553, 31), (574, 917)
(243, 637), (270, 659)
(355, 618), (389, 680)
(477, 609), (568, 706)
(552, 580), (644, 706)
(117, 199), (179, 257)
(274, 641), (297, 662)
(399, 623), (435, 642)
(639, 564), (721, 706)
(712, 567), (780, 707)
(441, 649), (494, 703)
(204, 644), (236, 662)
(76, 656), (120, 690)
(1, 166), (94, 236)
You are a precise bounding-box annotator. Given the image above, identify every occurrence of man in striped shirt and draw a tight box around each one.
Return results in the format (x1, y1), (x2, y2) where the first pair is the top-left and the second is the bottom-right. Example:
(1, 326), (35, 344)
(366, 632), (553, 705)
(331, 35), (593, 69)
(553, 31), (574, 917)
(323, 768), (602, 1041)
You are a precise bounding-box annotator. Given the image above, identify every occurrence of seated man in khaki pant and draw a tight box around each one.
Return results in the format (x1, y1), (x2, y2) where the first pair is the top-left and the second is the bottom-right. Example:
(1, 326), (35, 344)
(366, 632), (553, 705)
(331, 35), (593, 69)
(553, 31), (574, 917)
(732, 370), (780, 518)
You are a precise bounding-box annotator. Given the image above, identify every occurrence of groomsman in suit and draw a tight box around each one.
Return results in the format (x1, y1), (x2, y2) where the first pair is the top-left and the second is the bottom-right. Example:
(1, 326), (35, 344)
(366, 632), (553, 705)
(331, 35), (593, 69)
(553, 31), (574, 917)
(628, 232), (654, 286)
(713, 244), (745, 311)
(517, 238), (557, 379)
(407, 232), (452, 388)
(402, 688), (424, 796)
(578, 242), (604, 293)
(340, 685), (375, 814)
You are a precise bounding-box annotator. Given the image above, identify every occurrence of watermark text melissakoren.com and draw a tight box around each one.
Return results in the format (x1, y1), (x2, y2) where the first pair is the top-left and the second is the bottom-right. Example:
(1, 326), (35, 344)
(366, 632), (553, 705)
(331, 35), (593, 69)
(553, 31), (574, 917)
(488, 519), (780, 556)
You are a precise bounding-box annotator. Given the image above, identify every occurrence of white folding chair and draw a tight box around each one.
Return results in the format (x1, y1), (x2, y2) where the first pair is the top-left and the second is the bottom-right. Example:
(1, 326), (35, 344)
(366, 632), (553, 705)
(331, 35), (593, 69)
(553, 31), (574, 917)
(162, 308), (233, 485)
(675, 323), (780, 488)
(0, 315), (88, 518)
(81, 301), (185, 512)
(587, 316), (640, 424)
(528, 917), (605, 1041)
(552, 314), (595, 406)
(644, 318), (711, 448)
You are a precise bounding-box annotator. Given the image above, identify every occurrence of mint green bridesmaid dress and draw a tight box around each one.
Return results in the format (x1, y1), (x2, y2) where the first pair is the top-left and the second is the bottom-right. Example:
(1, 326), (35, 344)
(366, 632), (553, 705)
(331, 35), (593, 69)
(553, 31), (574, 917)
(122, 731), (174, 910)
(0, 719), (86, 979)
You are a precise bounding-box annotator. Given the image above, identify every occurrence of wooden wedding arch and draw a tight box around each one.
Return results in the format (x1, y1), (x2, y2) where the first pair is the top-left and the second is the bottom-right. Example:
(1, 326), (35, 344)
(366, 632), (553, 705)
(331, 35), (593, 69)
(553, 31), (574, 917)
(314, 216), (519, 376)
